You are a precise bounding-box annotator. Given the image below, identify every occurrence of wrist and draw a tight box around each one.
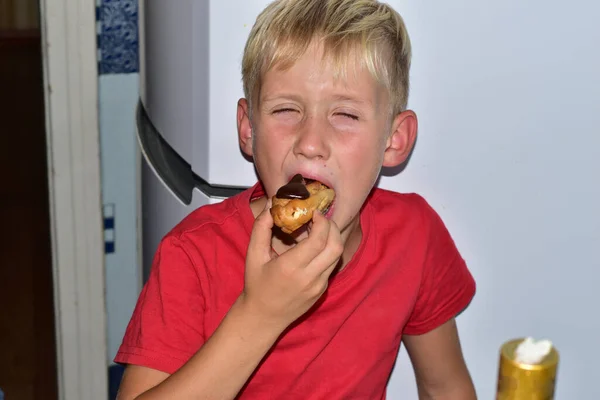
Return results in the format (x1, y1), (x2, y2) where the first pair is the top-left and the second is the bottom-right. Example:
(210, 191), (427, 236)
(232, 293), (289, 339)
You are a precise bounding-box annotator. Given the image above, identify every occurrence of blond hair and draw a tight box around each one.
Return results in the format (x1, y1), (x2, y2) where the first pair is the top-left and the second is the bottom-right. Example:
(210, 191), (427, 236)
(242, 0), (412, 117)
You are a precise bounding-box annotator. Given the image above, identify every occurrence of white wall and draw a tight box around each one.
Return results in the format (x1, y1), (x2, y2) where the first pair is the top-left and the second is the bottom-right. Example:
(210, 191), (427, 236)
(383, 1), (600, 399)
(99, 74), (141, 361)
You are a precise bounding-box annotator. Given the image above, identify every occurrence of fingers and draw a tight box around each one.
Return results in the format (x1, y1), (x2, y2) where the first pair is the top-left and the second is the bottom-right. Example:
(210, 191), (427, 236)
(247, 199), (274, 263)
(282, 212), (343, 273)
(249, 204), (344, 277)
(280, 211), (332, 266)
(309, 218), (343, 278)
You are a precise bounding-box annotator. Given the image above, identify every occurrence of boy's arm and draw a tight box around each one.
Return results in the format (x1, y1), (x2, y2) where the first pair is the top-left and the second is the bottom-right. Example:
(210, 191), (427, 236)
(116, 295), (283, 400)
(116, 209), (343, 400)
(402, 318), (477, 400)
(117, 367), (168, 399)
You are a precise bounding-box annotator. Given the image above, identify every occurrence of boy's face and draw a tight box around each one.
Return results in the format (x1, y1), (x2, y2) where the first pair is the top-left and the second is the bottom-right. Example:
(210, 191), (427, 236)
(238, 42), (416, 237)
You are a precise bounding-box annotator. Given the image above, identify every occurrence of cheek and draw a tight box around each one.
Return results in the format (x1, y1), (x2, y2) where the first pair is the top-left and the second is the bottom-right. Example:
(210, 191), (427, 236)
(251, 129), (290, 186)
(254, 131), (289, 162)
(344, 138), (385, 174)
(337, 138), (386, 200)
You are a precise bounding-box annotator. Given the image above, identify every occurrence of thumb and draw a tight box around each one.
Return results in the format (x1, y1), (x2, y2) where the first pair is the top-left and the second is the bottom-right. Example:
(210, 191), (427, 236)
(247, 198), (274, 262)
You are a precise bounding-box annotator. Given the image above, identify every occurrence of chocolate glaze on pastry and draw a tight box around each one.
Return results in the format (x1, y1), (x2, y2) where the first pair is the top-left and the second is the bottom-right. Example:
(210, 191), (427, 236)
(275, 174), (310, 200)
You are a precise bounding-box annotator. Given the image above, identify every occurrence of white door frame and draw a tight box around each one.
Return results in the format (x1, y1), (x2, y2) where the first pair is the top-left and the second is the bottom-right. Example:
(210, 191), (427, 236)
(39, 0), (108, 399)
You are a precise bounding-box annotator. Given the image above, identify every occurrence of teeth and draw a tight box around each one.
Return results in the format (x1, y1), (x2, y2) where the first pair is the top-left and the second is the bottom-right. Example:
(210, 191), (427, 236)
(321, 200), (333, 214)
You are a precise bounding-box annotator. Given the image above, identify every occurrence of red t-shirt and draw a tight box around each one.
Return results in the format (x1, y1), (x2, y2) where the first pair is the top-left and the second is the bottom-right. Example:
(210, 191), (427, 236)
(115, 183), (475, 399)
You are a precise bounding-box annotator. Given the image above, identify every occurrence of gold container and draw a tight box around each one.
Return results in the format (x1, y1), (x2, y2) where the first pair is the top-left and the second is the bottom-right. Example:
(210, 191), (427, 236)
(496, 338), (559, 400)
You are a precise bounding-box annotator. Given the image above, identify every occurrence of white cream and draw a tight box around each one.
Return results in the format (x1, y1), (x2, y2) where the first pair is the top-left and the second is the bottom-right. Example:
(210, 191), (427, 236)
(514, 337), (553, 365)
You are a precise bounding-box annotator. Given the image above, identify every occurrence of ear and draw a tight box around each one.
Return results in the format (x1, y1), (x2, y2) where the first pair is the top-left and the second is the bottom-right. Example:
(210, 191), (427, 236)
(237, 98), (254, 157)
(383, 110), (418, 168)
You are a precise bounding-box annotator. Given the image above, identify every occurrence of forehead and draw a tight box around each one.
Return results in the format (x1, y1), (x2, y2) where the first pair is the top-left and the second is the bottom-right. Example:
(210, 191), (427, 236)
(260, 41), (388, 104)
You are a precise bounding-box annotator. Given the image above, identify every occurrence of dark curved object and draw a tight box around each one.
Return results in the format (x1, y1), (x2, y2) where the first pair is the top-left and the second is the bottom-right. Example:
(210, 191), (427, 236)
(136, 100), (247, 205)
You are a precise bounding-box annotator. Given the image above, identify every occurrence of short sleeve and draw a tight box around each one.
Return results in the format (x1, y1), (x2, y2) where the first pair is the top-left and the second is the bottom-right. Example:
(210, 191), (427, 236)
(403, 202), (476, 335)
(114, 235), (206, 374)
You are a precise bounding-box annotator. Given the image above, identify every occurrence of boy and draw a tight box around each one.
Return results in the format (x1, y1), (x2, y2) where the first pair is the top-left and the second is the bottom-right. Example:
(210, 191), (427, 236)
(116, 0), (477, 398)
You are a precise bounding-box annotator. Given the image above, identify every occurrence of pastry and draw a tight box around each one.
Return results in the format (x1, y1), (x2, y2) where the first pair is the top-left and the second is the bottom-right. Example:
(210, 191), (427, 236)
(270, 174), (335, 234)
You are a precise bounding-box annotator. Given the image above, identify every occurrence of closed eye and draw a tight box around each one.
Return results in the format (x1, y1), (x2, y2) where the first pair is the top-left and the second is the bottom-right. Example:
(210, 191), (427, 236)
(337, 112), (359, 121)
(273, 108), (297, 114)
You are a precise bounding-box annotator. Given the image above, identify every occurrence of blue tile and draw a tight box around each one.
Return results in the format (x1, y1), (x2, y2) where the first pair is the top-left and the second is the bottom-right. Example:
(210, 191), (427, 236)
(98, 0), (139, 74)
(104, 217), (115, 230)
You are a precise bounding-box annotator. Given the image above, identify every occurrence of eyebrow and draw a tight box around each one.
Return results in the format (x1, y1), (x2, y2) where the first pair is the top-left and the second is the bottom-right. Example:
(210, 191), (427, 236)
(330, 94), (373, 106)
(261, 93), (304, 103)
(261, 93), (373, 106)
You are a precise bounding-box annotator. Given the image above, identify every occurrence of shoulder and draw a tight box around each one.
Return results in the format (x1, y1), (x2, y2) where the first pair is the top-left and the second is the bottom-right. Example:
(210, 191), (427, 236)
(369, 187), (427, 208)
(364, 187), (458, 259)
(162, 191), (251, 257)
(367, 187), (439, 228)
(173, 197), (242, 236)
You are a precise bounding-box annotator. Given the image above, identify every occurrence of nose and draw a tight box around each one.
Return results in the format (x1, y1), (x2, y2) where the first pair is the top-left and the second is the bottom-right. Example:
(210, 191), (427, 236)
(292, 115), (331, 160)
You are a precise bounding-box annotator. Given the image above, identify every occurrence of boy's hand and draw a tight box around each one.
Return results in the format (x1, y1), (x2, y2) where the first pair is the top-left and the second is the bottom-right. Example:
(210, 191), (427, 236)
(241, 200), (343, 330)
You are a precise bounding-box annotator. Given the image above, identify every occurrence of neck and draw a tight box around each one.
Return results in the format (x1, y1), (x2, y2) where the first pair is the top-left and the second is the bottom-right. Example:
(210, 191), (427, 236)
(336, 216), (363, 273)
